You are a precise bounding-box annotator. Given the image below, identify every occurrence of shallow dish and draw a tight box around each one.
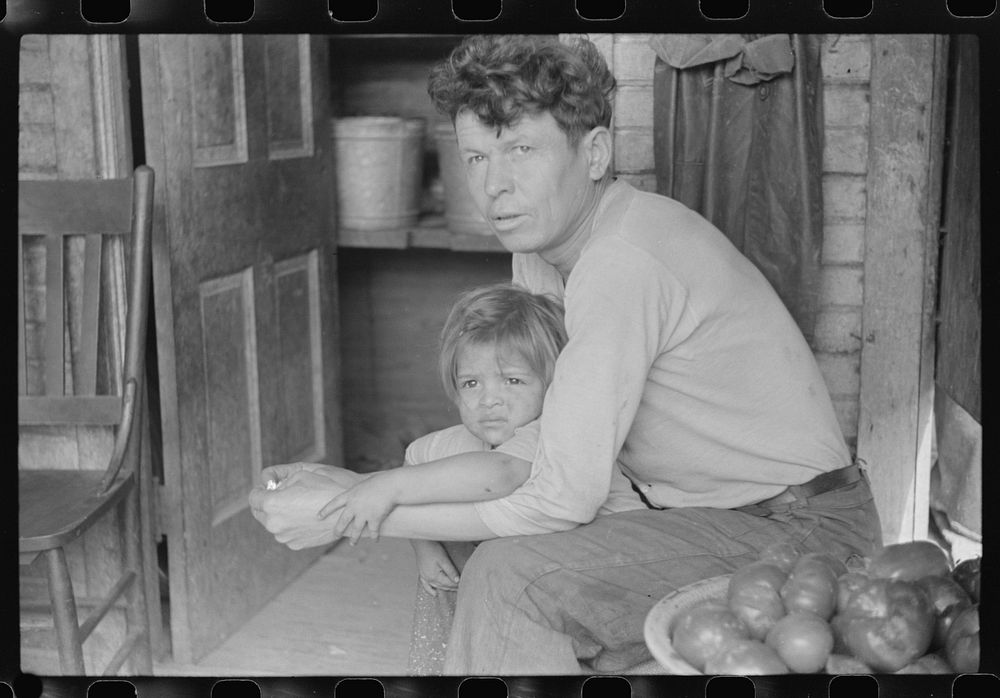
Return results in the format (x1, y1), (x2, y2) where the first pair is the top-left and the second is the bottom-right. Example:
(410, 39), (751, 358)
(643, 574), (732, 674)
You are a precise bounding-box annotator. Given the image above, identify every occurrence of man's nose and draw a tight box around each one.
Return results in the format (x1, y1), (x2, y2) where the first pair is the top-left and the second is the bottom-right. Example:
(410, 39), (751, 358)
(483, 157), (513, 197)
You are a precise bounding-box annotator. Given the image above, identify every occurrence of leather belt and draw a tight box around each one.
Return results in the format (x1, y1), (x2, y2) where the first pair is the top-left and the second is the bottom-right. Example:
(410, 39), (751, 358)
(753, 462), (862, 508)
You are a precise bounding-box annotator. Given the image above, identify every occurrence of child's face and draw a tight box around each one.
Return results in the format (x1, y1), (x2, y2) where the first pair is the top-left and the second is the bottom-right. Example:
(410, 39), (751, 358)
(454, 341), (546, 447)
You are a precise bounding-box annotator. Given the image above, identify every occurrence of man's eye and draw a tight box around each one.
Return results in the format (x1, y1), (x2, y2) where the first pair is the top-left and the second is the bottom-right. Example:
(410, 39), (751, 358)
(466, 154), (484, 164)
(514, 145), (531, 154)
(506, 377), (524, 385)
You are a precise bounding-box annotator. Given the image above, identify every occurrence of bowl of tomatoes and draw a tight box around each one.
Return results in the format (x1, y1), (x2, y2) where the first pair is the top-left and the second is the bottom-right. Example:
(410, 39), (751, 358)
(643, 574), (733, 674)
(643, 541), (981, 675)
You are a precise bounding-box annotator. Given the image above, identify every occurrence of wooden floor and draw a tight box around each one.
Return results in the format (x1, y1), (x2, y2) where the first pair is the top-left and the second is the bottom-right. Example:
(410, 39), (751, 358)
(20, 519), (981, 680)
(20, 537), (419, 678)
(153, 538), (418, 677)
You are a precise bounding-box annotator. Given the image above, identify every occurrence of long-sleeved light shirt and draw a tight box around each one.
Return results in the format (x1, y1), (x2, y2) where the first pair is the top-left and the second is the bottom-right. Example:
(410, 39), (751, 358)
(474, 180), (852, 536)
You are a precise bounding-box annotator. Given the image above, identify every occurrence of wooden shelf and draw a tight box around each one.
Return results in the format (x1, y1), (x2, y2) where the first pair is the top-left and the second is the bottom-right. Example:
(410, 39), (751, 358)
(337, 216), (507, 253)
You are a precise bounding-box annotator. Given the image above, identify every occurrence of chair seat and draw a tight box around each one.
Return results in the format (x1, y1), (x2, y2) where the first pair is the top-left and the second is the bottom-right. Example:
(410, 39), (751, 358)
(19, 470), (133, 553)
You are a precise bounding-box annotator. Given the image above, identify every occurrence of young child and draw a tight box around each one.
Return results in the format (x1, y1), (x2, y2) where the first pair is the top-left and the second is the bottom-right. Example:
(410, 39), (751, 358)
(403, 282), (564, 674)
(317, 282), (643, 673)
(405, 283), (565, 601)
(317, 283), (568, 534)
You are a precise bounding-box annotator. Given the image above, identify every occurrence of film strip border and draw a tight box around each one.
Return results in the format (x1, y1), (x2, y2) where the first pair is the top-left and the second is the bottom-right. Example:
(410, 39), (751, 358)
(3, 672), (1000, 697)
(0, 0), (995, 32)
(2, 1), (996, 697)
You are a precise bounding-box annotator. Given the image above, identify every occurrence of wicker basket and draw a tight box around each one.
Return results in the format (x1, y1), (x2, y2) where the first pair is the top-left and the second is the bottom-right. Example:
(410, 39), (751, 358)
(332, 116), (425, 231)
(643, 574), (732, 674)
(433, 121), (492, 236)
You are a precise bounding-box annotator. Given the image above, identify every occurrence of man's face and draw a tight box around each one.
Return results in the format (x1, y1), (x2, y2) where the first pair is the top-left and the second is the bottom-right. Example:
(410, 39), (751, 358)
(454, 110), (601, 259)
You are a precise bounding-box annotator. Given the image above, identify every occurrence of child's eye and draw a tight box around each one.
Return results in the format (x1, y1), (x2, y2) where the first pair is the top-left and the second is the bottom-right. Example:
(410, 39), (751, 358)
(460, 379), (478, 389)
(505, 377), (524, 385)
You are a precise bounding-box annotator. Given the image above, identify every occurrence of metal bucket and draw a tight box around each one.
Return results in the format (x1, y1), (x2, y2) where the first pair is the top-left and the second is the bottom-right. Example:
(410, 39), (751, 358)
(433, 121), (492, 236)
(332, 116), (425, 231)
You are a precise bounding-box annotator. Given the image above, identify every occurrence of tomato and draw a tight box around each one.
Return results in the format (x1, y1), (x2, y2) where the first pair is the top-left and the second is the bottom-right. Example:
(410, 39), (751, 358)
(868, 540), (951, 582)
(671, 600), (750, 672)
(727, 561), (788, 640)
(895, 652), (953, 674)
(836, 571), (871, 615)
(764, 611), (834, 673)
(825, 653), (873, 674)
(916, 575), (972, 648)
(781, 553), (840, 620)
(833, 577), (935, 672)
(944, 604), (979, 673)
(807, 552), (848, 579)
(758, 542), (801, 573)
(951, 558), (981, 603)
(703, 638), (789, 675)
(935, 601), (974, 652)
(918, 574), (971, 615)
(829, 614), (853, 656)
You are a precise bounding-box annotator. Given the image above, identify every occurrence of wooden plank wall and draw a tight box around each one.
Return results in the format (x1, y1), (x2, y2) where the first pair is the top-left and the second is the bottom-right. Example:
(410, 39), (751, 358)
(932, 35), (981, 537)
(936, 36), (981, 424)
(857, 36), (947, 545)
(18, 34), (165, 671)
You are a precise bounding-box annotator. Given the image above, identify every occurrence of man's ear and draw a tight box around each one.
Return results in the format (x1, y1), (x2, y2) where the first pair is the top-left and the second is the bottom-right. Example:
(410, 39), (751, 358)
(582, 126), (613, 181)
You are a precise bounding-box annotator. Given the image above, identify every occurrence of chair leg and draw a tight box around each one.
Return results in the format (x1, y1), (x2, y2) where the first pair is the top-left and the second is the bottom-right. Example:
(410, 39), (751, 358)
(45, 547), (86, 675)
(123, 479), (153, 674)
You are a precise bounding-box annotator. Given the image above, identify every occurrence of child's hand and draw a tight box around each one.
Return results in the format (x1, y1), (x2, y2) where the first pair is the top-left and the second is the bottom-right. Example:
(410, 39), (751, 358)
(317, 471), (397, 545)
(414, 543), (461, 596)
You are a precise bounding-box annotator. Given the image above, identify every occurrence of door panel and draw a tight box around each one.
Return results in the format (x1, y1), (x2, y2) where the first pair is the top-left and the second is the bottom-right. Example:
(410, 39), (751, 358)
(200, 269), (262, 525)
(140, 33), (341, 664)
(191, 35), (249, 166)
(264, 35), (315, 160)
(275, 251), (327, 463)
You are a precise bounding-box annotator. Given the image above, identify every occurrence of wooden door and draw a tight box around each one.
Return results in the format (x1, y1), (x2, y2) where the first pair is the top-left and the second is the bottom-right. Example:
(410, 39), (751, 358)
(936, 35), (980, 424)
(932, 35), (981, 536)
(139, 34), (342, 663)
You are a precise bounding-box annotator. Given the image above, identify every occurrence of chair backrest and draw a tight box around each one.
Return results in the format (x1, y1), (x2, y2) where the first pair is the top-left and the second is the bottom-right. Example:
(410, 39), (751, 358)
(18, 166), (154, 486)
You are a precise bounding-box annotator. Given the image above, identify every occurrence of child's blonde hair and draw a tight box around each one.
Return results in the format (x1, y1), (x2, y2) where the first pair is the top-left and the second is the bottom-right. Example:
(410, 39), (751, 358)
(439, 283), (567, 404)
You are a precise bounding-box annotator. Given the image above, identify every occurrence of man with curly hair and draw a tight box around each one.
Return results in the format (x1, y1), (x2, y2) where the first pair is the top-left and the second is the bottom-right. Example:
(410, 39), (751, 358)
(251, 34), (882, 674)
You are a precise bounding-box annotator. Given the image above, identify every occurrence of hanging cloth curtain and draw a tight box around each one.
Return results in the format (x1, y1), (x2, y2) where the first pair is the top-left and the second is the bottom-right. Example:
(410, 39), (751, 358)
(650, 34), (824, 343)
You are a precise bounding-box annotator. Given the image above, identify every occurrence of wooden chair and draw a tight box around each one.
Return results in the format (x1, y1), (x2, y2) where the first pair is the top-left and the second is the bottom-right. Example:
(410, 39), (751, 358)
(18, 166), (155, 675)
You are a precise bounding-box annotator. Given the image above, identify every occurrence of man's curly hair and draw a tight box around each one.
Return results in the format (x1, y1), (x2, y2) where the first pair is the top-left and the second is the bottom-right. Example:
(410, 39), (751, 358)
(428, 35), (615, 144)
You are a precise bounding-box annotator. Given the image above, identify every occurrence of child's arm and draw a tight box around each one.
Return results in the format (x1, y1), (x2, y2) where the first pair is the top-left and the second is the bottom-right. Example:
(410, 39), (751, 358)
(410, 539), (461, 595)
(324, 450), (529, 509)
(316, 450), (531, 542)
(398, 450), (532, 504)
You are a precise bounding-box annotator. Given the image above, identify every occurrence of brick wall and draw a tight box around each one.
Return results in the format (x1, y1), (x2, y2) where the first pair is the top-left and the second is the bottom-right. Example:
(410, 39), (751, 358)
(577, 33), (873, 450)
(816, 35), (871, 451)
